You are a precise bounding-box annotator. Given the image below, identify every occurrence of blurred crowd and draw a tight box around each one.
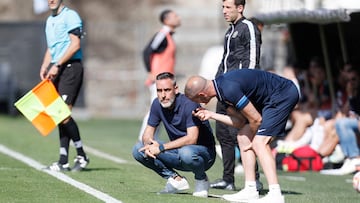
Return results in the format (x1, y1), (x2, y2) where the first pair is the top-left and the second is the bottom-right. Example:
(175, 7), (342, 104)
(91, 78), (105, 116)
(271, 57), (360, 175)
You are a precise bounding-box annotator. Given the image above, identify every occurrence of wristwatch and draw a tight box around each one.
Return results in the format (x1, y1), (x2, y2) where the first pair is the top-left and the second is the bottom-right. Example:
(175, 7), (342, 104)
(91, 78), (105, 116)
(55, 63), (61, 68)
(159, 143), (165, 153)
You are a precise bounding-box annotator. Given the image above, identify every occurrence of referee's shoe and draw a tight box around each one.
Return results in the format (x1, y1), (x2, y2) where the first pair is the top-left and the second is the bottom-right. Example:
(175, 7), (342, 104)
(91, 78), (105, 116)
(72, 155), (89, 171)
(47, 162), (71, 172)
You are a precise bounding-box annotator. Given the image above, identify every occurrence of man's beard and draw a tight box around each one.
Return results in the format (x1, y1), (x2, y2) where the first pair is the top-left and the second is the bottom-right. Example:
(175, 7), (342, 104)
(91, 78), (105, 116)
(160, 97), (175, 108)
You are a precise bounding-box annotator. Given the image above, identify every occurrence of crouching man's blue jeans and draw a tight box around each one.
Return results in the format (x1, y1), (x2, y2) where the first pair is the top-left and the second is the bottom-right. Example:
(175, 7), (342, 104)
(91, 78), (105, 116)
(132, 142), (216, 180)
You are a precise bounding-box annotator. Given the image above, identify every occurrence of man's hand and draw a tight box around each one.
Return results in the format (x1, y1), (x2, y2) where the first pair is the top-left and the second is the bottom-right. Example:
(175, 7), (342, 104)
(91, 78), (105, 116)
(45, 64), (60, 80)
(145, 73), (156, 86)
(192, 107), (213, 121)
(40, 66), (48, 80)
(139, 138), (161, 158)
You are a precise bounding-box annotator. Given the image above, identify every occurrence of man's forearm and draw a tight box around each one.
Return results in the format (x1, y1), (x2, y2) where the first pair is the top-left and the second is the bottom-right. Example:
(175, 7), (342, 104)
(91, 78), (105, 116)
(210, 112), (243, 129)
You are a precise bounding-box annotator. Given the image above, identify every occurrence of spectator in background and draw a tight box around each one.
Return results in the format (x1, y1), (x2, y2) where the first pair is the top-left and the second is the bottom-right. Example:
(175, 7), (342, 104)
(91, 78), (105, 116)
(321, 67), (360, 175)
(249, 17), (264, 33)
(276, 64), (360, 173)
(275, 60), (343, 165)
(138, 9), (181, 141)
(210, 0), (262, 191)
(39, 0), (89, 172)
(132, 72), (216, 197)
(281, 57), (331, 144)
(307, 57), (333, 119)
(334, 63), (353, 112)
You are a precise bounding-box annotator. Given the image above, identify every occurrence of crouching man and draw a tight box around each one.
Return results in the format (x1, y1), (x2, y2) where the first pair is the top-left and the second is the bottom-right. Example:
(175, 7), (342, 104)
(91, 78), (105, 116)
(132, 72), (216, 197)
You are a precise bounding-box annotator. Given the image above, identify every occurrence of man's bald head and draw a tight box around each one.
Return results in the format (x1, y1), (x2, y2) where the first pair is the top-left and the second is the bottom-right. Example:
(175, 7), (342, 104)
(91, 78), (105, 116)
(184, 75), (208, 99)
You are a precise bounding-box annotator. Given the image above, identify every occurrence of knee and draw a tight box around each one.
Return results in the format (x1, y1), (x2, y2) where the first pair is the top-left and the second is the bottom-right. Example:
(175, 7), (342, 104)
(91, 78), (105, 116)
(303, 112), (314, 126)
(251, 138), (269, 154)
(178, 146), (200, 165)
(335, 119), (348, 131)
(237, 135), (251, 148)
(132, 142), (144, 161)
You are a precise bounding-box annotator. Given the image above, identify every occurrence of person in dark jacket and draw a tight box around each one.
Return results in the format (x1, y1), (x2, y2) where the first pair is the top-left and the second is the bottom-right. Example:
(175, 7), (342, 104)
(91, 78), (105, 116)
(211, 0), (262, 191)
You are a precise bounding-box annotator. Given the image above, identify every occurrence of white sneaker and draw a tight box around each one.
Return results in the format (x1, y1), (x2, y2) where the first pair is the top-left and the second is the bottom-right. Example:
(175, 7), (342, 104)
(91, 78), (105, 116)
(249, 192), (284, 203)
(328, 145), (345, 163)
(276, 140), (295, 154)
(222, 187), (259, 202)
(47, 162), (70, 172)
(72, 155), (89, 171)
(158, 176), (190, 194)
(193, 178), (209, 198)
(320, 158), (360, 175)
(341, 158), (360, 172)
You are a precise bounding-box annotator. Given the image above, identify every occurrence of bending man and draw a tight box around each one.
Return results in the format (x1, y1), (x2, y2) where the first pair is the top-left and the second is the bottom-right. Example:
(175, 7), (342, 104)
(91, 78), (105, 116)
(185, 68), (299, 203)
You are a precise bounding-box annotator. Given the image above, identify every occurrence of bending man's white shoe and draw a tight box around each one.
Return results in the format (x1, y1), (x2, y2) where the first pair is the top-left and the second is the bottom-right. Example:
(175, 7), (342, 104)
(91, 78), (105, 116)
(222, 187), (259, 202)
(249, 192), (284, 203)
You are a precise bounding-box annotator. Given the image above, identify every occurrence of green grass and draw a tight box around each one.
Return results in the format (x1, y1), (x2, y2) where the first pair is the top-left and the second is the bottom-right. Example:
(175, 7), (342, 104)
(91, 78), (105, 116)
(0, 115), (359, 203)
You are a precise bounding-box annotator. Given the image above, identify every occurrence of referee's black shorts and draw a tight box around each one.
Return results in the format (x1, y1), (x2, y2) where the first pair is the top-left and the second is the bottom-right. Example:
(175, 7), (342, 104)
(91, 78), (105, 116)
(53, 59), (83, 106)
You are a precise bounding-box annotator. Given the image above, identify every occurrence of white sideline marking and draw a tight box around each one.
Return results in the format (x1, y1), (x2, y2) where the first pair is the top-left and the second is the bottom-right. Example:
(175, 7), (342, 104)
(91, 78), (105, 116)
(0, 144), (122, 203)
(84, 145), (127, 164)
(280, 175), (306, 181)
(0, 167), (25, 171)
(345, 179), (352, 183)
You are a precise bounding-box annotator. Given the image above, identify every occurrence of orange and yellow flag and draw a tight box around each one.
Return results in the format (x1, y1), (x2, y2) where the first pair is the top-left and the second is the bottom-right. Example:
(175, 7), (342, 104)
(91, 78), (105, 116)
(14, 80), (71, 136)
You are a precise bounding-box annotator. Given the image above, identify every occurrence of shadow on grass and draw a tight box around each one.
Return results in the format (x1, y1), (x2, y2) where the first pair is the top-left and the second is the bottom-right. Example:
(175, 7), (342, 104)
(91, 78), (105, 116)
(207, 189), (302, 196)
(78, 167), (121, 172)
(281, 190), (302, 195)
(149, 192), (223, 199)
(259, 189), (302, 196)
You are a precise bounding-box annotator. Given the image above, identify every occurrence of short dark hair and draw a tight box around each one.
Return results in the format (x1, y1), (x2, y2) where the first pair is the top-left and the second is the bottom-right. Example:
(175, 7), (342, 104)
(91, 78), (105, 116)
(156, 72), (174, 80)
(236, 0), (246, 6)
(223, 0), (246, 6)
(159, 9), (172, 24)
(156, 72), (177, 86)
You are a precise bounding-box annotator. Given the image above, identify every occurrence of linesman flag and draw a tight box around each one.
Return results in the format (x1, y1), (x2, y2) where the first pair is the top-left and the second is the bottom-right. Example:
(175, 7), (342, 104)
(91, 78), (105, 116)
(14, 80), (71, 136)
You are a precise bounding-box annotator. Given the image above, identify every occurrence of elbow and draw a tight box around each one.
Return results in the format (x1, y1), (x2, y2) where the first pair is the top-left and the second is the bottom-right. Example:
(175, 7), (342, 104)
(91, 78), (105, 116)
(257, 116), (262, 124)
(73, 43), (81, 52)
(185, 136), (198, 145)
(70, 39), (81, 52)
(255, 117), (262, 127)
(187, 139), (197, 145)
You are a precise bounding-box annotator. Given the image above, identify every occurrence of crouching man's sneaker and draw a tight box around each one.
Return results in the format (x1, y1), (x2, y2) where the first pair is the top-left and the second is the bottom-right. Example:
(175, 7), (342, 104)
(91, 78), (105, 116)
(47, 162), (70, 172)
(249, 192), (284, 203)
(72, 155), (89, 172)
(158, 176), (190, 194)
(193, 177), (209, 198)
(222, 187), (259, 202)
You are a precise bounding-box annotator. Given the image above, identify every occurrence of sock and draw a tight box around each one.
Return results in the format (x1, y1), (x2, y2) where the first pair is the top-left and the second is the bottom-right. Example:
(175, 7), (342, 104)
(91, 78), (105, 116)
(245, 181), (257, 190)
(62, 117), (86, 157)
(269, 184), (282, 195)
(58, 125), (70, 164)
